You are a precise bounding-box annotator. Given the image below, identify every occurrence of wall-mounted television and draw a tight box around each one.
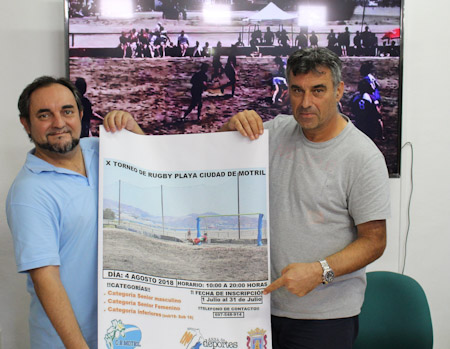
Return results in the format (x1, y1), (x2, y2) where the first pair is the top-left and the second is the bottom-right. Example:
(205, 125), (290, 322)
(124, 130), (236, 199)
(66, 0), (403, 176)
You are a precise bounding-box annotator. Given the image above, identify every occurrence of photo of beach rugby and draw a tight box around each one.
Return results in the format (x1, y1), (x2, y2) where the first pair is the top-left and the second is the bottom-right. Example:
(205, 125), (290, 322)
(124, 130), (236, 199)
(102, 169), (269, 282)
(68, 0), (402, 175)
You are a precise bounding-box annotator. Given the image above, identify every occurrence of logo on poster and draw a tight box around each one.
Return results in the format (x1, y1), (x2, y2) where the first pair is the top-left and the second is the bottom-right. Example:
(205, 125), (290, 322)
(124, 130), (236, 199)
(180, 328), (204, 349)
(105, 319), (142, 349)
(246, 328), (267, 349)
(180, 328), (238, 348)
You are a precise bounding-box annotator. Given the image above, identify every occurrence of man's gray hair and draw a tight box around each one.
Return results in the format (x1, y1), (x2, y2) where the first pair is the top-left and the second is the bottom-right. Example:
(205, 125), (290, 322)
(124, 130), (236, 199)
(286, 48), (342, 88)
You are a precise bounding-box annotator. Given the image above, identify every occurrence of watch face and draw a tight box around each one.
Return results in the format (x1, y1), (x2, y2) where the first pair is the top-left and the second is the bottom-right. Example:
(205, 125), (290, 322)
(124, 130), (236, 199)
(324, 270), (335, 283)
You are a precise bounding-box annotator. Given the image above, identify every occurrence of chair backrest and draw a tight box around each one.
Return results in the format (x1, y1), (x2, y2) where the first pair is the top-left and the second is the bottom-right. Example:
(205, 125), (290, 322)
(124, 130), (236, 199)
(353, 271), (433, 349)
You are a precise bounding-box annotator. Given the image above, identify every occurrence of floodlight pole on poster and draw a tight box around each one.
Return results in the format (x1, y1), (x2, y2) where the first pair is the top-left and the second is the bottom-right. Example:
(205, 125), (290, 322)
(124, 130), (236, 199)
(118, 179), (121, 225)
(237, 172), (241, 239)
(161, 184), (165, 234)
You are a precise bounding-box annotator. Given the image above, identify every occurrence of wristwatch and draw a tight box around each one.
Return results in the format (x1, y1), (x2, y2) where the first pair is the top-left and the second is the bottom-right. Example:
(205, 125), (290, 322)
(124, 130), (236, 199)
(319, 259), (335, 284)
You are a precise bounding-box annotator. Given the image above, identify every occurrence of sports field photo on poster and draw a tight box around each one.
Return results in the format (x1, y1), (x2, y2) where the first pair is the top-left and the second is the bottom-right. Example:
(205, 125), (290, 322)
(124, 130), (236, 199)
(102, 162), (268, 282)
(67, 0), (402, 176)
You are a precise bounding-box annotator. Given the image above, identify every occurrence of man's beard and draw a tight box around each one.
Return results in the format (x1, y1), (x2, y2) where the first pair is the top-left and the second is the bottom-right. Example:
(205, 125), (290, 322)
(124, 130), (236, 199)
(35, 138), (80, 154)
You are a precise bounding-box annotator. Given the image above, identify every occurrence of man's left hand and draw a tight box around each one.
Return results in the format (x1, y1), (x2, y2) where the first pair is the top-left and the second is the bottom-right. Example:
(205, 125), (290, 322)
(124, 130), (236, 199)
(103, 110), (145, 135)
(263, 262), (323, 297)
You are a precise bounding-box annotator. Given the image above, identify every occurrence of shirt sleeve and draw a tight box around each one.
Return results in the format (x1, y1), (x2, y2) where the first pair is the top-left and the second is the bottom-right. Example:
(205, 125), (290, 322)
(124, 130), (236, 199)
(7, 202), (61, 273)
(348, 151), (391, 226)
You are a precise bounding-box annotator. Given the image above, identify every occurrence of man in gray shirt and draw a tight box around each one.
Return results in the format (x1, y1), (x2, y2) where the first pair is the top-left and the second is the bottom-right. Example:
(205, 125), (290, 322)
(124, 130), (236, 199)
(220, 48), (390, 348)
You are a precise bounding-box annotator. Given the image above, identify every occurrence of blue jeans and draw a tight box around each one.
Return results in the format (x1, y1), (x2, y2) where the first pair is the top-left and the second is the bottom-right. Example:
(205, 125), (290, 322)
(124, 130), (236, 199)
(271, 315), (359, 349)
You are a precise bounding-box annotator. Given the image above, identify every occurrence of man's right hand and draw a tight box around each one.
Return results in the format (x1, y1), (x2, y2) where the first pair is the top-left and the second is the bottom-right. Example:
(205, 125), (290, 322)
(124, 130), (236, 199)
(103, 110), (145, 135)
(219, 109), (264, 140)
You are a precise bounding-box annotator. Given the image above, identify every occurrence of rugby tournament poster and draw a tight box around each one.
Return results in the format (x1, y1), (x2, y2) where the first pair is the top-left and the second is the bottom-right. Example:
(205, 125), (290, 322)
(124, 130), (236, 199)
(98, 127), (271, 349)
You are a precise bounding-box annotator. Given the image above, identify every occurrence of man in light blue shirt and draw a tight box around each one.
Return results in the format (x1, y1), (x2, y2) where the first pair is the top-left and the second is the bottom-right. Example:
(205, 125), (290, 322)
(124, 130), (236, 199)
(6, 76), (144, 348)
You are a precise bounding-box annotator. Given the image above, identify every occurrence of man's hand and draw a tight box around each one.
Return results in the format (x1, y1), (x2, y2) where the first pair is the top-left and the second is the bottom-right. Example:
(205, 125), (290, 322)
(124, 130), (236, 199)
(219, 109), (264, 140)
(103, 110), (145, 135)
(263, 262), (323, 297)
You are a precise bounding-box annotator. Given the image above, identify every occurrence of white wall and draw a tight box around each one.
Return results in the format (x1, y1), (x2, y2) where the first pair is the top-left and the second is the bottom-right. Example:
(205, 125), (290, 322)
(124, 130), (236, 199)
(0, 1), (66, 348)
(0, 0), (449, 348)
(399, 1), (450, 348)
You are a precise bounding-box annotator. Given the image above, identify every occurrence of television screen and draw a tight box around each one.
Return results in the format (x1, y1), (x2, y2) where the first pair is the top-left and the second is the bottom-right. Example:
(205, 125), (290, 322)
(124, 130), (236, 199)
(67, 0), (402, 176)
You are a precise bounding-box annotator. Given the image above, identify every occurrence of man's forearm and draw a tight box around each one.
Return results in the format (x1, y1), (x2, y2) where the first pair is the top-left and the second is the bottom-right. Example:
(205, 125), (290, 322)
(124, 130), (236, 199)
(30, 266), (89, 349)
(326, 220), (386, 277)
(264, 220), (386, 296)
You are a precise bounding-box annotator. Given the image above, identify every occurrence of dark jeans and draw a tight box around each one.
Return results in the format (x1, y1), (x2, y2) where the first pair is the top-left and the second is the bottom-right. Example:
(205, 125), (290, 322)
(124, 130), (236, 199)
(272, 315), (359, 349)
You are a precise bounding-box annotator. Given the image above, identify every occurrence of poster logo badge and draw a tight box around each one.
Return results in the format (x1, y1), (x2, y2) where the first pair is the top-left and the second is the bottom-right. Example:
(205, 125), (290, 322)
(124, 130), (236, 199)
(180, 328), (204, 348)
(246, 328), (267, 349)
(105, 319), (142, 349)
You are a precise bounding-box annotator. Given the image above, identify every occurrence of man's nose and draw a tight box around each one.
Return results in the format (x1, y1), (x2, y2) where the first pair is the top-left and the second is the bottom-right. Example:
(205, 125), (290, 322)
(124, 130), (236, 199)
(301, 92), (312, 108)
(52, 113), (66, 128)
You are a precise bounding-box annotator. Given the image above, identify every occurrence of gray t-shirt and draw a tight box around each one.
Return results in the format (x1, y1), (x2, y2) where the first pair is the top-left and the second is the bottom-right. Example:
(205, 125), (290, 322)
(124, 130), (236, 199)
(265, 114), (390, 320)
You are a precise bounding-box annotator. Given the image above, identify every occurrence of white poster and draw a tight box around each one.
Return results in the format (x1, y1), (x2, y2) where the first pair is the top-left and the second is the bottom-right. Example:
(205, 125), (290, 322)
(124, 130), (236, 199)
(98, 128), (271, 349)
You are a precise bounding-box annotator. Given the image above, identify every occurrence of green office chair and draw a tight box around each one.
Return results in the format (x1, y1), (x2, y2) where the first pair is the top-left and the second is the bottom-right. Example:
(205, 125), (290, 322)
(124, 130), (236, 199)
(353, 271), (433, 349)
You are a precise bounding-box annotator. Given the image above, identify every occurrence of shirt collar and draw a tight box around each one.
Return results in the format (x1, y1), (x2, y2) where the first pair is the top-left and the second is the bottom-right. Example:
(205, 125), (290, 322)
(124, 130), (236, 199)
(24, 147), (88, 177)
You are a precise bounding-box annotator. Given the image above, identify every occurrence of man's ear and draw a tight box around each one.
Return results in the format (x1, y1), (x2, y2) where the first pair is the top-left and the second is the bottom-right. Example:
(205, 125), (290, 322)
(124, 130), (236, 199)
(336, 81), (344, 102)
(20, 117), (31, 136)
(80, 110), (84, 120)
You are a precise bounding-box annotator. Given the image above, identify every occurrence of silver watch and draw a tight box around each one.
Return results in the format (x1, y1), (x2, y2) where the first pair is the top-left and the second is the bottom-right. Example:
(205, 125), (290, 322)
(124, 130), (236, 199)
(319, 259), (335, 284)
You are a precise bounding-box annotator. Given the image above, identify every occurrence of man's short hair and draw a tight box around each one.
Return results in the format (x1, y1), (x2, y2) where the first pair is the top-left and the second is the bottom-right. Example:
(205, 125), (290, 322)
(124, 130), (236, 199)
(286, 48), (342, 88)
(18, 76), (84, 122)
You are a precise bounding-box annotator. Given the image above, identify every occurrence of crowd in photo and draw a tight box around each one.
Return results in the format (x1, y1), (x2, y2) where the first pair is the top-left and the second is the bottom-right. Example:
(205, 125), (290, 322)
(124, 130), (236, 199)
(118, 24), (212, 58)
(116, 24), (399, 59)
(246, 24), (399, 57)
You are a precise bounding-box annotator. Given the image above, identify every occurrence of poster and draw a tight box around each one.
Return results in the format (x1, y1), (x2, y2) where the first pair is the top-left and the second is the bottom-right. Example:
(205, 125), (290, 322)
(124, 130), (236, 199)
(98, 128), (271, 348)
(67, 0), (402, 176)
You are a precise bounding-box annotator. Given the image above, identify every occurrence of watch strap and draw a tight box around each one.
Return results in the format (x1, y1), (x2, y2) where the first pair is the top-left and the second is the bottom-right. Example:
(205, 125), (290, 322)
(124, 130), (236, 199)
(319, 259), (334, 284)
